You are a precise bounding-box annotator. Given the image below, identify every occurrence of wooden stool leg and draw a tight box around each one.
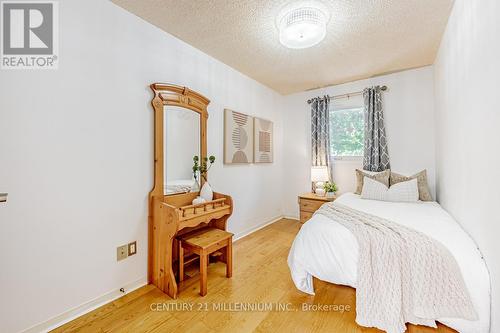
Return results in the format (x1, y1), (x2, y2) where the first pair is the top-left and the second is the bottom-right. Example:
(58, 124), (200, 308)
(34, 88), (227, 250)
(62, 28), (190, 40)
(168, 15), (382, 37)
(226, 239), (232, 278)
(200, 252), (208, 296)
(178, 241), (184, 282)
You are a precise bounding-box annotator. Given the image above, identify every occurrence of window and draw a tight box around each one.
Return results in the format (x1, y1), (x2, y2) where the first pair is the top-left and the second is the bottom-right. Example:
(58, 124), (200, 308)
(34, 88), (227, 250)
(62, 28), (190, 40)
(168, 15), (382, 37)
(329, 107), (364, 159)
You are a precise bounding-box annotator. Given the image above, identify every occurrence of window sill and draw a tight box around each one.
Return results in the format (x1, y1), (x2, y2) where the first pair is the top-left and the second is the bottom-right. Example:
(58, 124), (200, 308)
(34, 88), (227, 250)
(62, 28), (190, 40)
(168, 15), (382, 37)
(333, 156), (363, 162)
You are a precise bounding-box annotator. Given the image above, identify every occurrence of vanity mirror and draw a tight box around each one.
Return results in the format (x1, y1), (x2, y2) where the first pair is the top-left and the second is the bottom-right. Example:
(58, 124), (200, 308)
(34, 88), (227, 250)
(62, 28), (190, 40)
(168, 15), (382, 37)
(149, 83), (233, 299)
(164, 106), (200, 195)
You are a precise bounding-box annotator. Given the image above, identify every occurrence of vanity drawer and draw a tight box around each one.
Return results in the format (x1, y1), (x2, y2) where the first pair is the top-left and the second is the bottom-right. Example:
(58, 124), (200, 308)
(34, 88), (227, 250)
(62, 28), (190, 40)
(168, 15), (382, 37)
(299, 199), (324, 213)
(300, 210), (314, 224)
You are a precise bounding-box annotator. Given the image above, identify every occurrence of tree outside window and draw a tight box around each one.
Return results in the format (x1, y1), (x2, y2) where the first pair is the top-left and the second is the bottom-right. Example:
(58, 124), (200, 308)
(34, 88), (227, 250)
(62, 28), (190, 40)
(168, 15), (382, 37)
(329, 108), (364, 157)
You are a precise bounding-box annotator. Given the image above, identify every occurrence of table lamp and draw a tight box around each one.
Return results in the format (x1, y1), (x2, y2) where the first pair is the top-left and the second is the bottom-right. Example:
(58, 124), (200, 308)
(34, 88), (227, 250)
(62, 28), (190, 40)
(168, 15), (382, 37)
(311, 166), (329, 196)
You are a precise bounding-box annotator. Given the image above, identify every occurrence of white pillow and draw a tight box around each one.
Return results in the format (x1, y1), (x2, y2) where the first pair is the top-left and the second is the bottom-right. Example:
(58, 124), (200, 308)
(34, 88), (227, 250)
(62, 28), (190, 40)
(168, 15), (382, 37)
(361, 176), (419, 202)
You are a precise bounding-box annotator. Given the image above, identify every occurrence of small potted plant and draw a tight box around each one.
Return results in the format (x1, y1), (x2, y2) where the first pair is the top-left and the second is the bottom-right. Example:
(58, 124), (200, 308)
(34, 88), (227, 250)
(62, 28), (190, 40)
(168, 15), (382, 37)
(323, 181), (338, 198)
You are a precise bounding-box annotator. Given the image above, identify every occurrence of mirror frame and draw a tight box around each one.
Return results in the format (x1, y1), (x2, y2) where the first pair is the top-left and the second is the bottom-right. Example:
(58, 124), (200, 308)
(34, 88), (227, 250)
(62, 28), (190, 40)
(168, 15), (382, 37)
(149, 83), (209, 197)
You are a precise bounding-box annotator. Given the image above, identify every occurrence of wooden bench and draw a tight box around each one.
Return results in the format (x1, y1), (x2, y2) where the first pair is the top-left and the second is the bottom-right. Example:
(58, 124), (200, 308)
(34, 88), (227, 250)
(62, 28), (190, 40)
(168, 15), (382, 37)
(177, 227), (233, 296)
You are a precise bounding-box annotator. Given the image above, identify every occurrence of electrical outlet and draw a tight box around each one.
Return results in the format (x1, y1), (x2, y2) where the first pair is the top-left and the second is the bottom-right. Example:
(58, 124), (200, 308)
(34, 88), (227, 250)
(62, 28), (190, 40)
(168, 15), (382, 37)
(117, 245), (128, 261)
(128, 241), (137, 256)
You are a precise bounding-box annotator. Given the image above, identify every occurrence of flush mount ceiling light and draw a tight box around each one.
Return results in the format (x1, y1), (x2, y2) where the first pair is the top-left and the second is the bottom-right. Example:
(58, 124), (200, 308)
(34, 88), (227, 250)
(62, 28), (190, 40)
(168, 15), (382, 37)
(276, 0), (330, 49)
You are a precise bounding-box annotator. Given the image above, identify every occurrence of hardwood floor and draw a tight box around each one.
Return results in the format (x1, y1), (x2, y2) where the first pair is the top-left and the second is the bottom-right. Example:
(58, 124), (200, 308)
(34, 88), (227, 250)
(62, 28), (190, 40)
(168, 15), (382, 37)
(53, 219), (456, 333)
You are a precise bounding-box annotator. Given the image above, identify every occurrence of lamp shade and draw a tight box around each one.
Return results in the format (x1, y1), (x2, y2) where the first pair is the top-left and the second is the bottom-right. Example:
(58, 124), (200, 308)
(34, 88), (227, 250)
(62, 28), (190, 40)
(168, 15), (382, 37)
(311, 166), (329, 182)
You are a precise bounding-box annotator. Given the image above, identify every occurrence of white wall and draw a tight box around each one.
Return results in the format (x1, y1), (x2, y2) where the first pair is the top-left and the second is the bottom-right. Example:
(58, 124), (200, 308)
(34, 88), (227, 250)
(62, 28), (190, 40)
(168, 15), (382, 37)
(0, 1), (284, 332)
(283, 67), (436, 217)
(3, 1), (497, 332)
(434, 0), (500, 331)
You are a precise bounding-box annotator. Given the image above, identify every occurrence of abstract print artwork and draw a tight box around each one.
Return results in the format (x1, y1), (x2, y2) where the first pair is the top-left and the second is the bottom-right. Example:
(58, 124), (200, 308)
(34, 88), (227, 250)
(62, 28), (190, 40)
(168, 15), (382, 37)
(253, 117), (273, 163)
(224, 109), (253, 164)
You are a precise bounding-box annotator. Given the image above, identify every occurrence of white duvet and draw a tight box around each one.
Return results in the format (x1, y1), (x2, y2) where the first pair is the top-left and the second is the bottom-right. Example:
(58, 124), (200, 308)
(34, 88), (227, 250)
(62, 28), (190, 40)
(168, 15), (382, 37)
(288, 193), (491, 333)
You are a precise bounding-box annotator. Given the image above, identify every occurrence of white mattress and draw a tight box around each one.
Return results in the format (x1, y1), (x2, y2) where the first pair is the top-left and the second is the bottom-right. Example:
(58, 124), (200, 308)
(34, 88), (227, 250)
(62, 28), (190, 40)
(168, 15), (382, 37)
(288, 193), (490, 333)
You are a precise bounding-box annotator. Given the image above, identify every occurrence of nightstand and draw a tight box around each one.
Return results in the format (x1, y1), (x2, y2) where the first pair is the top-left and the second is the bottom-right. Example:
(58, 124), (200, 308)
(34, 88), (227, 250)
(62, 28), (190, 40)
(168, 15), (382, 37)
(298, 193), (336, 224)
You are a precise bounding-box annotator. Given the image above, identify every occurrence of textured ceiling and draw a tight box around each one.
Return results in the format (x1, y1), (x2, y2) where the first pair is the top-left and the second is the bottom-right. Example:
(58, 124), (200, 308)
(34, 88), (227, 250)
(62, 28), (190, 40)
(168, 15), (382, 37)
(111, 0), (453, 95)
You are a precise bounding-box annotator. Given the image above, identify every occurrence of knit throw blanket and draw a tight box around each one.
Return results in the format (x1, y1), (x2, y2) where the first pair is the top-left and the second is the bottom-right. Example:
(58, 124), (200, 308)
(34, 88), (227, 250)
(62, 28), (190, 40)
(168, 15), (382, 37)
(315, 203), (477, 333)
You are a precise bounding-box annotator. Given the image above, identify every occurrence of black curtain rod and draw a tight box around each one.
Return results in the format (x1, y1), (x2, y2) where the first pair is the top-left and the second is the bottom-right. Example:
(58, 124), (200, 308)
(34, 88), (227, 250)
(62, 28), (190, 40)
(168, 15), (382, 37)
(307, 85), (388, 104)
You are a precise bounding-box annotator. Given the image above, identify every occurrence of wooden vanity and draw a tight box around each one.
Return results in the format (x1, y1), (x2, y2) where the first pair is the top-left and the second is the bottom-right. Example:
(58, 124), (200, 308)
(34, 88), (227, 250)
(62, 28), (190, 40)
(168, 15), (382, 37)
(148, 83), (233, 299)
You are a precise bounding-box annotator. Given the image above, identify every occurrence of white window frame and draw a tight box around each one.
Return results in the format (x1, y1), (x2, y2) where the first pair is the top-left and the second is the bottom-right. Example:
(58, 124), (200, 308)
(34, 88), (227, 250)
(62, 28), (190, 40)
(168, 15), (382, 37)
(329, 106), (364, 162)
(333, 155), (363, 162)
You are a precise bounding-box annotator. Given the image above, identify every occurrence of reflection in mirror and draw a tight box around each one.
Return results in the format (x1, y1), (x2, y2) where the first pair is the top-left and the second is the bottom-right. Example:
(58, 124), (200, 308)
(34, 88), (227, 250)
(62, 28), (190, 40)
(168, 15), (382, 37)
(164, 106), (200, 195)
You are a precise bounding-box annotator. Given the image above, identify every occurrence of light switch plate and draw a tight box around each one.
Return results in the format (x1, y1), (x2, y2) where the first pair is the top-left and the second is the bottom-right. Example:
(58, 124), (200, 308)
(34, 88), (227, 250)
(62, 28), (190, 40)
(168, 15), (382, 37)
(117, 245), (128, 261)
(128, 241), (137, 256)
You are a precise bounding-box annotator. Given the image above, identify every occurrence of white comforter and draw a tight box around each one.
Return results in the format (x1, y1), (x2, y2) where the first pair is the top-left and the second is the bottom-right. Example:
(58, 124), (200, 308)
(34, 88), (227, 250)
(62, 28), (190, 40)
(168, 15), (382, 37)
(288, 193), (490, 333)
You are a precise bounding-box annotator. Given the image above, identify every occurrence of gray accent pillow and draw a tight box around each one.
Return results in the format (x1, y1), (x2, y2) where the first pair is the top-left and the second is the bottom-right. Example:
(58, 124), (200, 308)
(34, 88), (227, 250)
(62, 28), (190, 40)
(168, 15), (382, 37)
(355, 169), (390, 195)
(390, 170), (433, 201)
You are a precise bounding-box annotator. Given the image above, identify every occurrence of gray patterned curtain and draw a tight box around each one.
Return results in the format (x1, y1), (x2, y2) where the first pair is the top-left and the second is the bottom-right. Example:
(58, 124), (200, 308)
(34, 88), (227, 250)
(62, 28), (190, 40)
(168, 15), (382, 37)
(363, 86), (390, 171)
(311, 96), (333, 181)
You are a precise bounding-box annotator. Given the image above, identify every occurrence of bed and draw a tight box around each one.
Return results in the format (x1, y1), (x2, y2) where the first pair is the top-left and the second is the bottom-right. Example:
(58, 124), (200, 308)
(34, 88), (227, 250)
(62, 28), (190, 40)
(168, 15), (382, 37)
(288, 193), (490, 333)
(165, 179), (193, 194)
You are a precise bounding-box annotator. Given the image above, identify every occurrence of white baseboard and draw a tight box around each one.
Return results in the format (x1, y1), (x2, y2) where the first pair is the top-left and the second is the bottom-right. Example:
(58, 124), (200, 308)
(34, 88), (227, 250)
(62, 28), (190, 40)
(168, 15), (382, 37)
(21, 277), (147, 333)
(233, 215), (284, 241)
(23, 216), (293, 333)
